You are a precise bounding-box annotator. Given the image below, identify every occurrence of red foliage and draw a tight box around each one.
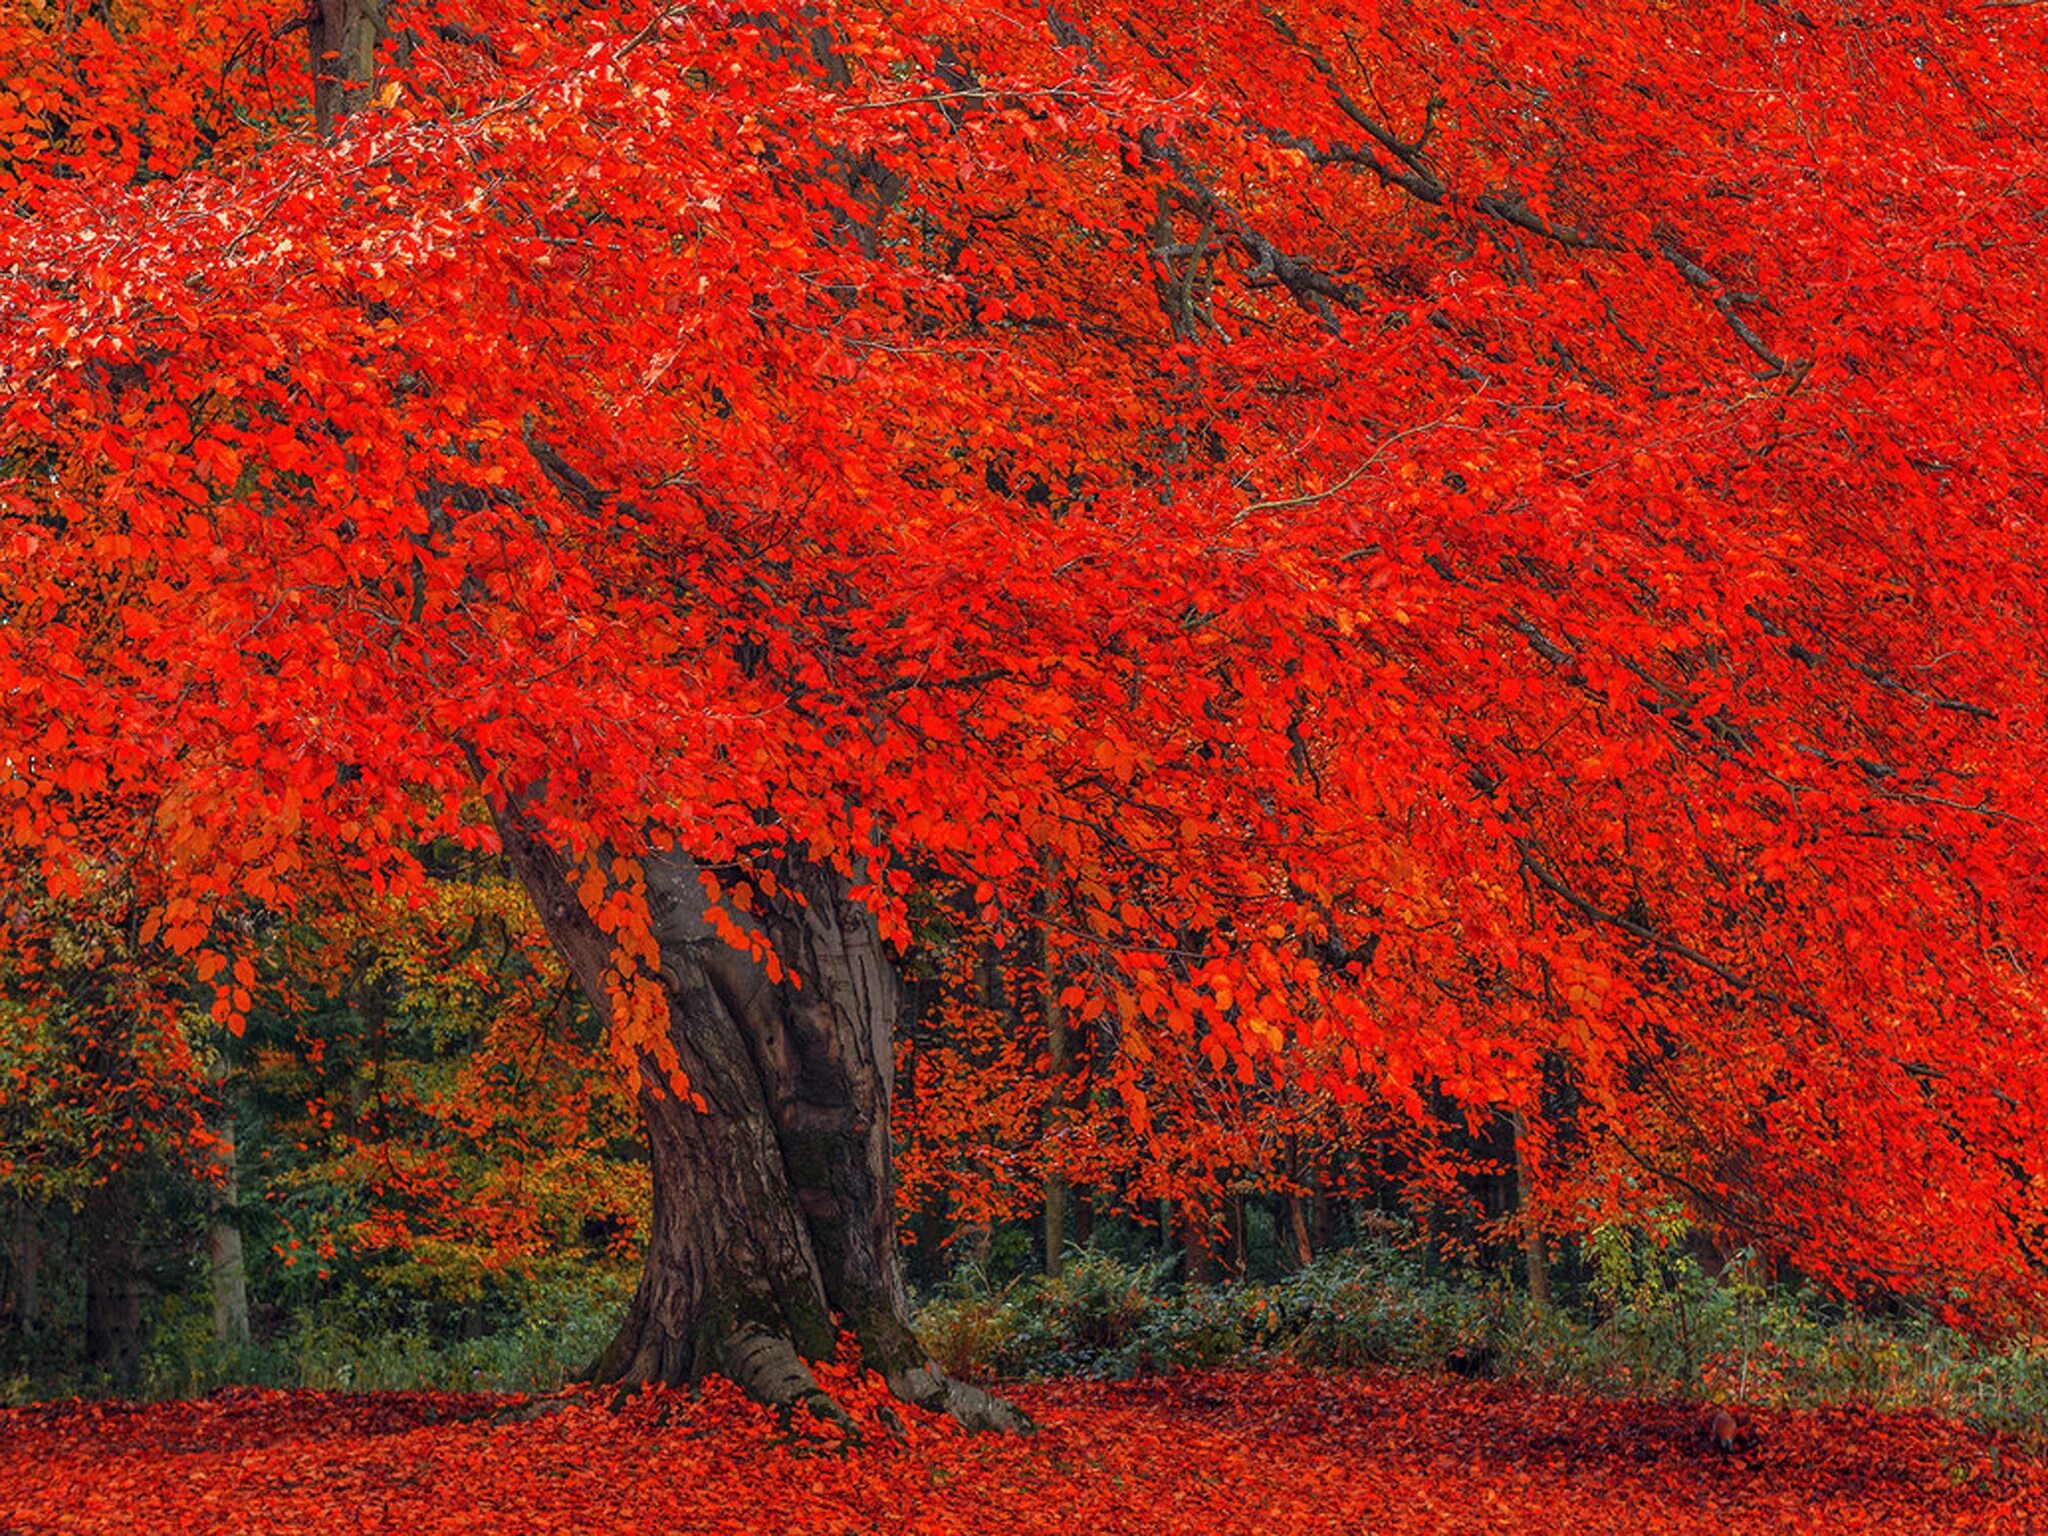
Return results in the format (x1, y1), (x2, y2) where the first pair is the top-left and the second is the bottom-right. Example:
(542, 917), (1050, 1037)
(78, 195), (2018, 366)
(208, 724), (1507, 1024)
(4, 0), (2048, 1315)
(0, 1369), (2039, 1533)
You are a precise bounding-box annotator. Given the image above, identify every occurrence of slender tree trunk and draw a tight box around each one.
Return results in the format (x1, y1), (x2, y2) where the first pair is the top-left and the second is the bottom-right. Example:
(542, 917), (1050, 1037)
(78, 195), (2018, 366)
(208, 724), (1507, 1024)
(83, 1178), (144, 1391)
(494, 801), (1023, 1432)
(1311, 1163), (1333, 1255)
(1510, 1111), (1551, 1317)
(1042, 939), (1068, 1277)
(4, 1199), (42, 1339)
(1284, 1142), (1315, 1269)
(954, 943), (1003, 1282)
(207, 1113), (251, 1350)
(1181, 1204), (1218, 1285)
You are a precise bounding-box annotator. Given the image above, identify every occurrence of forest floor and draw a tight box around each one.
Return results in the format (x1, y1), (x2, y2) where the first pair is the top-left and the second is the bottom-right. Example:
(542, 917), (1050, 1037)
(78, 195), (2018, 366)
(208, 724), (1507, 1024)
(1, 1364), (2041, 1534)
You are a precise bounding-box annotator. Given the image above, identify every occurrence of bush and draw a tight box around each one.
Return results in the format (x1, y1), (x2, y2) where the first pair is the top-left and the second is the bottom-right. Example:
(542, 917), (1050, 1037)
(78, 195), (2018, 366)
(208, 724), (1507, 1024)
(913, 1230), (2048, 1442)
(1264, 1245), (1489, 1369)
(914, 1241), (1486, 1383)
(22, 1261), (642, 1406)
(919, 1249), (1175, 1380)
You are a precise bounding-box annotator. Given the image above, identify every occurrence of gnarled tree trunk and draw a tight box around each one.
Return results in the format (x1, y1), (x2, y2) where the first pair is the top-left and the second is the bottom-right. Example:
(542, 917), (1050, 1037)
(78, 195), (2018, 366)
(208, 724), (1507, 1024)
(303, 0), (1010, 1428)
(494, 802), (1023, 1433)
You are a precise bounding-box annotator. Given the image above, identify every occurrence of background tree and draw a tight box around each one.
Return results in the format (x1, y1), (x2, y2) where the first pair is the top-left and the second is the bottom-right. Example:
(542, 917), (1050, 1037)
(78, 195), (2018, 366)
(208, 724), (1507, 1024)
(0, 844), (214, 1390)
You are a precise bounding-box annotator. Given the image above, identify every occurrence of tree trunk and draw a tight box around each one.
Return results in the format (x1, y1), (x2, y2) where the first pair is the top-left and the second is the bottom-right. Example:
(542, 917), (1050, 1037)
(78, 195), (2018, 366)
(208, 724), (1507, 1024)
(1043, 1177), (1068, 1277)
(83, 1178), (144, 1391)
(1284, 1141), (1315, 1269)
(1310, 1159), (1334, 1254)
(1510, 1111), (1551, 1318)
(3, 1199), (42, 1339)
(1042, 945), (1067, 1277)
(309, 0), (386, 139)
(1181, 1204), (1219, 1285)
(207, 1113), (251, 1350)
(493, 802), (1024, 1433)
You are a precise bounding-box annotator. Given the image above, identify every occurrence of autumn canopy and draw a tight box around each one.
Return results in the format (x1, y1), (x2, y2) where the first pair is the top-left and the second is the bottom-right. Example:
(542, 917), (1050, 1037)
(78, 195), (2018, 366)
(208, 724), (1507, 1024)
(1, 0), (2044, 1422)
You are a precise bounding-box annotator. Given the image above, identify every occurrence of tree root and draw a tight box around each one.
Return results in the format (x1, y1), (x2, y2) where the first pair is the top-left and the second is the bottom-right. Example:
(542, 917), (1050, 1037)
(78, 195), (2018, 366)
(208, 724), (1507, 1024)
(884, 1360), (1034, 1435)
(724, 1324), (862, 1442)
(487, 1394), (578, 1427)
(592, 1321), (1030, 1441)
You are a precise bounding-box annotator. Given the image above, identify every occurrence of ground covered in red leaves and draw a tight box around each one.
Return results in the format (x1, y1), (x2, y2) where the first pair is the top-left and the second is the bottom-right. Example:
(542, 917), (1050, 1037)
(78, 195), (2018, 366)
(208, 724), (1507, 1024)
(2, 1367), (2040, 1534)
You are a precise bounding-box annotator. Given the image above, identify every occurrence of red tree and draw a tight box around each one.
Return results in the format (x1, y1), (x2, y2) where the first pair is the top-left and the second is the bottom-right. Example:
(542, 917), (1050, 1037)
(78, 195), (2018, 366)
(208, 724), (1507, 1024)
(3, 0), (2045, 1425)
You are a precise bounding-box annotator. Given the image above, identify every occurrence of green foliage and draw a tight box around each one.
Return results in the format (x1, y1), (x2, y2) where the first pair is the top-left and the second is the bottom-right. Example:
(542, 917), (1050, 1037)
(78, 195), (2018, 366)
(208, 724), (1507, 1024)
(249, 1264), (636, 1397)
(917, 1243), (1485, 1382)
(1, 1263), (637, 1406)
(1501, 1225), (2048, 1441)
(1263, 1245), (1493, 1369)
(0, 878), (649, 1406)
(919, 1249), (1149, 1380)
(915, 1231), (2048, 1440)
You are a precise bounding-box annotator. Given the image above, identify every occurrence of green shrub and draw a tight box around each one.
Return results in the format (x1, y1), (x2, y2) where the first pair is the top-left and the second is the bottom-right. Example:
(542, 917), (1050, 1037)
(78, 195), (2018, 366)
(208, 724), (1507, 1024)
(918, 1249), (1176, 1380)
(1263, 1245), (1487, 1368)
(54, 1260), (640, 1405)
(913, 1241), (1487, 1383)
(912, 1229), (2048, 1442)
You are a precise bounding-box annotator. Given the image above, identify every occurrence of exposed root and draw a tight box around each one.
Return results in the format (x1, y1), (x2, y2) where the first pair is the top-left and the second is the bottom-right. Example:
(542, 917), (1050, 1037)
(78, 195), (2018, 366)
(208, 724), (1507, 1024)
(487, 1394), (577, 1427)
(724, 1324), (861, 1443)
(592, 1317), (1027, 1441)
(885, 1361), (1034, 1435)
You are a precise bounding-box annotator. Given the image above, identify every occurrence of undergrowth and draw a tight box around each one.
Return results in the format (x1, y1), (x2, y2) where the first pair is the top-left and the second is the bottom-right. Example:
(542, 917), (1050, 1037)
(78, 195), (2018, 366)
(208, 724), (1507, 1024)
(0, 1265), (636, 1406)
(914, 1239), (2048, 1442)
(9, 1227), (2044, 1445)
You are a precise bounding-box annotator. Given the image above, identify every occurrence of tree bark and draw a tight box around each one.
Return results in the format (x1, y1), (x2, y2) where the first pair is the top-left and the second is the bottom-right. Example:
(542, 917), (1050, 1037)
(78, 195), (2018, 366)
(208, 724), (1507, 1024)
(1311, 1169), (1334, 1255)
(1285, 1141), (1315, 1269)
(1510, 1111), (1551, 1317)
(493, 801), (1024, 1433)
(1042, 949), (1068, 1277)
(207, 1112), (251, 1350)
(83, 1178), (143, 1391)
(1181, 1203), (1219, 1285)
(3, 1199), (41, 1340)
(309, 0), (387, 139)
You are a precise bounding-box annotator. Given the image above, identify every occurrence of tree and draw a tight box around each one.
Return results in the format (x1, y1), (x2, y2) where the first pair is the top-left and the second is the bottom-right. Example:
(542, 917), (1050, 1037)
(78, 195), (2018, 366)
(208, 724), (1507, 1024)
(3, 0), (2046, 1427)
(0, 840), (215, 1388)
